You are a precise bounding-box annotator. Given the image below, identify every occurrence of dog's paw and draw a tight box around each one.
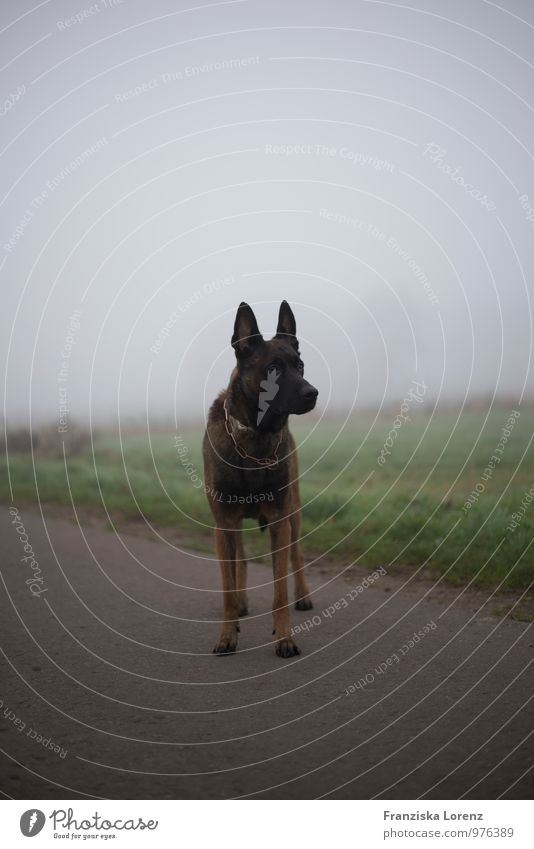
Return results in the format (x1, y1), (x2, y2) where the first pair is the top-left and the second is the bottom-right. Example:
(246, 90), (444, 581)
(213, 634), (238, 655)
(295, 596), (313, 611)
(275, 637), (300, 658)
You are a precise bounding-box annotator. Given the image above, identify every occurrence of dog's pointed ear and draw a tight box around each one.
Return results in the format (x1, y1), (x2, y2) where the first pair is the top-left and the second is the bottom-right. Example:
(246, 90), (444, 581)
(232, 302), (263, 358)
(275, 300), (299, 351)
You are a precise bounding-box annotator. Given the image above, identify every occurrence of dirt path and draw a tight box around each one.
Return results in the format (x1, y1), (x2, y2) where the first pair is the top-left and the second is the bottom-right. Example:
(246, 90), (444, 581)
(1, 507), (532, 799)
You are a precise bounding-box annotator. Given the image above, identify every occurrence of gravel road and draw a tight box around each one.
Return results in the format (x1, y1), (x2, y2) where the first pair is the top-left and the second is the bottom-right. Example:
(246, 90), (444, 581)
(1, 507), (532, 799)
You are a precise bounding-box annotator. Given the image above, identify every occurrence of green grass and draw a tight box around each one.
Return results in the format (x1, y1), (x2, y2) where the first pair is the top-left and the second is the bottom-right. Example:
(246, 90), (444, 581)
(2, 408), (534, 592)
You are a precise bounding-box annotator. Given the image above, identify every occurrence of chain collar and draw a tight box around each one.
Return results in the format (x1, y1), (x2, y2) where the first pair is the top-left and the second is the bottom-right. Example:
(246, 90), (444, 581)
(223, 398), (282, 468)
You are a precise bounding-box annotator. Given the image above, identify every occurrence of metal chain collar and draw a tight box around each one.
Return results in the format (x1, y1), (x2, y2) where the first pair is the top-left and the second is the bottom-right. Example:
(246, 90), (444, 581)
(223, 399), (281, 468)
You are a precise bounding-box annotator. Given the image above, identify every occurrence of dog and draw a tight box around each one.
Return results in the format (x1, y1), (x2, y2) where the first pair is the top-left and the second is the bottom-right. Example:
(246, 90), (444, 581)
(203, 301), (318, 657)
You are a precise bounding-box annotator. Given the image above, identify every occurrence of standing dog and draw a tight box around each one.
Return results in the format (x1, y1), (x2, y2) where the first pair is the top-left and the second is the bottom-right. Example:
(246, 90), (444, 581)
(203, 301), (318, 657)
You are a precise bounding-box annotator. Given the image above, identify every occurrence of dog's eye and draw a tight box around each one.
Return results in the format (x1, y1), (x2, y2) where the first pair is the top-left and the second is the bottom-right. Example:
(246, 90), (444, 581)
(297, 361), (304, 373)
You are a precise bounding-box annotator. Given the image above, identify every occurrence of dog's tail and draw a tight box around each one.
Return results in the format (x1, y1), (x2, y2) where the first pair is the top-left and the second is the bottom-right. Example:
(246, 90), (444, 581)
(258, 514), (268, 533)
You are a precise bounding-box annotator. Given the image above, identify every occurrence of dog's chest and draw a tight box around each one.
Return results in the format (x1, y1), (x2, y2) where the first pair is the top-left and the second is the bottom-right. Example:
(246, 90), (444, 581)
(214, 463), (288, 501)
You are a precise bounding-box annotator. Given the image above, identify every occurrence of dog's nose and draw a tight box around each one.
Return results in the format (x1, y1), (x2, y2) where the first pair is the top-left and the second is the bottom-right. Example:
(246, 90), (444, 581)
(302, 386), (318, 402)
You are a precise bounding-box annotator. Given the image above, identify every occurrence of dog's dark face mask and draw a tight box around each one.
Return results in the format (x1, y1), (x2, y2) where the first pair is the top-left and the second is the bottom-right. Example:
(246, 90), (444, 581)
(231, 301), (318, 431)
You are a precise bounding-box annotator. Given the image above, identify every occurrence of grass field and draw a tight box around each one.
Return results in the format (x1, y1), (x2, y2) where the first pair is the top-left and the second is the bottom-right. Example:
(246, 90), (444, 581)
(2, 408), (533, 594)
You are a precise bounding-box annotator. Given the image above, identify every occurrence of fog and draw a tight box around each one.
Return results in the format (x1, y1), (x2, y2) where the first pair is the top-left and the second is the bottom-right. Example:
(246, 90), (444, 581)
(1, 0), (533, 427)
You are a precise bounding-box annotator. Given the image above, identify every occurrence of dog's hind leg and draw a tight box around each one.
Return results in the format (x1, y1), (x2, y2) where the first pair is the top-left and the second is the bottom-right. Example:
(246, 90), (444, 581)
(289, 491), (313, 611)
(236, 532), (248, 617)
(213, 528), (239, 654)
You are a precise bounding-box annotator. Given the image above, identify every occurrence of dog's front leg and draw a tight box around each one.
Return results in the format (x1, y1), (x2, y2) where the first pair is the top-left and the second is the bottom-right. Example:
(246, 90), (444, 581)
(213, 527), (239, 654)
(236, 532), (248, 617)
(270, 518), (300, 657)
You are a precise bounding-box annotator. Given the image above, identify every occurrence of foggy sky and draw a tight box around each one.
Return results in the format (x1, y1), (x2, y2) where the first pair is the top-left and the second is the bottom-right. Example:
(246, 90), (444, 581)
(1, 0), (533, 427)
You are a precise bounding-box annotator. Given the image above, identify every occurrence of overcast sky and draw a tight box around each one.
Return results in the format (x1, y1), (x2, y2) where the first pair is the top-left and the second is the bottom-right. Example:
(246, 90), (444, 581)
(1, 0), (533, 426)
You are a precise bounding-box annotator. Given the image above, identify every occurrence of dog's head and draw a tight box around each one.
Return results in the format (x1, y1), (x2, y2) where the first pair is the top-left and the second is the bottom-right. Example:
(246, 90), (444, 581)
(231, 301), (318, 429)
